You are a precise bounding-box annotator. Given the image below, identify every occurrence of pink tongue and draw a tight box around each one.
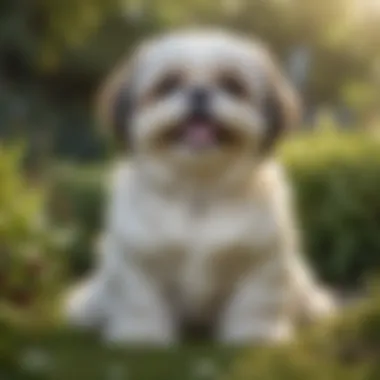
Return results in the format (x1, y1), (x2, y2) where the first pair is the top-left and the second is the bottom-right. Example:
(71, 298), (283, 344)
(184, 123), (215, 147)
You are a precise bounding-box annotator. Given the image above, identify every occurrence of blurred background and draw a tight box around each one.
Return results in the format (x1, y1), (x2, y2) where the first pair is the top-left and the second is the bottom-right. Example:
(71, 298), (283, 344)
(1, 0), (380, 161)
(1, 0), (380, 379)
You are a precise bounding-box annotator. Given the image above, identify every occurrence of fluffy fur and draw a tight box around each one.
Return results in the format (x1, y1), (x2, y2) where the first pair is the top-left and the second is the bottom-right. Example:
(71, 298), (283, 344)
(65, 30), (335, 345)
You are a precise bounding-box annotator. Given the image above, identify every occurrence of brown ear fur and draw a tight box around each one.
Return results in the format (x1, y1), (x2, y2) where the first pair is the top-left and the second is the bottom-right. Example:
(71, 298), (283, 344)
(96, 59), (133, 149)
(260, 54), (302, 154)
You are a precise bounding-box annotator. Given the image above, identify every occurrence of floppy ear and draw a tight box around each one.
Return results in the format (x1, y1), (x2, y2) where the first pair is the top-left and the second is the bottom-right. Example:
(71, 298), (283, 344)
(260, 56), (301, 154)
(96, 60), (133, 150)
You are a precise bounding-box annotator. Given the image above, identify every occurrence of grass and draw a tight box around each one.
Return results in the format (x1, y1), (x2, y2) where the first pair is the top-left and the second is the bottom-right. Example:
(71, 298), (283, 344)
(3, 284), (380, 380)
(0, 324), (240, 379)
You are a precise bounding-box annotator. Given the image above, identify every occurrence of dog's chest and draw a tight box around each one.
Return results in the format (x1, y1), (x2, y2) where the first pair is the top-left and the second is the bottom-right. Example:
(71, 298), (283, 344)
(124, 193), (279, 267)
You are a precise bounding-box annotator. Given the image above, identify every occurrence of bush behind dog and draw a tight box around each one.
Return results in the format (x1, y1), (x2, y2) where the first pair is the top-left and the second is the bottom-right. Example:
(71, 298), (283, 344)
(281, 130), (380, 287)
(51, 130), (380, 287)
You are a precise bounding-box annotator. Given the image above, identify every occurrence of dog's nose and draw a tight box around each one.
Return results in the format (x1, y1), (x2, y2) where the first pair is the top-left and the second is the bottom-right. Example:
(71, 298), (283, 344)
(190, 88), (210, 116)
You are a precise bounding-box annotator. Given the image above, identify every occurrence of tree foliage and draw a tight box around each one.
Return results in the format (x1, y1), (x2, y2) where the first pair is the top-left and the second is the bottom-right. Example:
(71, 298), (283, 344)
(0, 0), (379, 159)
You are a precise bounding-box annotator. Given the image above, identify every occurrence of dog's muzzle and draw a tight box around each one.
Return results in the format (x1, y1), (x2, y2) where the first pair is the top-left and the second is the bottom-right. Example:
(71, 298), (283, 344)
(165, 87), (237, 150)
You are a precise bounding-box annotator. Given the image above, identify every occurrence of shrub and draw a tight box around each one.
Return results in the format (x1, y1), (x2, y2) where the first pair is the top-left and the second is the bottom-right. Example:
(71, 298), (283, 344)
(48, 163), (107, 277)
(0, 145), (66, 326)
(281, 130), (380, 287)
(51, 130), (380, 287)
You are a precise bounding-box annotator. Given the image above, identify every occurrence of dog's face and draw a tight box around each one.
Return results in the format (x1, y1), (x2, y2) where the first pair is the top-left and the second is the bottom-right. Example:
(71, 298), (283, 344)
(99, 30), (300, 174)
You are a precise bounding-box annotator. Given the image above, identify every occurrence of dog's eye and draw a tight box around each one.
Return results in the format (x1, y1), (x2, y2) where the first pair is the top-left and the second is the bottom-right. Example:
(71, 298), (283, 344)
(218, 74), (248, 99)
(153, 73), (182, 98)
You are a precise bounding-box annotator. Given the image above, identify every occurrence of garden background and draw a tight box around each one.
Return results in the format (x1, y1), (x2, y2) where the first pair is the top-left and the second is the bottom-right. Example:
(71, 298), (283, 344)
(1, 0), (380, 378)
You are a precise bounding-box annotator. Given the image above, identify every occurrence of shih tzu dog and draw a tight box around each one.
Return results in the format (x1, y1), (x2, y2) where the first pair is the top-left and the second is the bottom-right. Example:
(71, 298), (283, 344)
(65, 29), (335, 345)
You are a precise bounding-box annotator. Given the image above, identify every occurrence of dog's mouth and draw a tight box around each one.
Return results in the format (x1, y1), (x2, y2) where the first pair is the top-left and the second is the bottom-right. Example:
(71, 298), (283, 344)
(164, 115), (237, 150)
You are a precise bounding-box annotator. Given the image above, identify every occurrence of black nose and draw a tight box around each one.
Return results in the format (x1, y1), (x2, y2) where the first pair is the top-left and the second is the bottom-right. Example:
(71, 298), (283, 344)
(190, 88), (210, 116)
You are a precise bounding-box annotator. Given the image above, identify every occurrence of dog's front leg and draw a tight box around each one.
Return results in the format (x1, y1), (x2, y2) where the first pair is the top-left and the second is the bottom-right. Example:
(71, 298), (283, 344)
(66, 233), (175, 346)
(97, 234), (177, 346)
(216, 259), (294, 345)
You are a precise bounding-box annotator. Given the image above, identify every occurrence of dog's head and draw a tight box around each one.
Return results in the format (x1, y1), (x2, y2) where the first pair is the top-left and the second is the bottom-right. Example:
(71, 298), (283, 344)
(98, 30), (300, 174)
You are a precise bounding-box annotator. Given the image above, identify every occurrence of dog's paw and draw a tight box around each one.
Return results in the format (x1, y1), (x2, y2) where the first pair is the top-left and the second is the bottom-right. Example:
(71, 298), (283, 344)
(296, 287), (337, 327)
(306, 288), (337, 320)
(103, 318), (176, 346)
(64, 281), (105, 329)
(217, 318), (294, 345)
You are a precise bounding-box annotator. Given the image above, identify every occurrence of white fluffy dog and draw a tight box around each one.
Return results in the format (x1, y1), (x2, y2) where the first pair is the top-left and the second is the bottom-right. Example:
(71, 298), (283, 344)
(65, 30), (335, 345)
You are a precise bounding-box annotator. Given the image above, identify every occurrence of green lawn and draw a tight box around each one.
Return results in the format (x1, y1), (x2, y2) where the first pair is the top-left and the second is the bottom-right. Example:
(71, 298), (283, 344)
(2, 288), (380, 380)
(1, 324), (240, 380)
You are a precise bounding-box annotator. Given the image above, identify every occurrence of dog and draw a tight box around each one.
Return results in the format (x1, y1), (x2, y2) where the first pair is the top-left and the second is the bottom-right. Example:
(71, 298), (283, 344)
(65, 29), (335, 345)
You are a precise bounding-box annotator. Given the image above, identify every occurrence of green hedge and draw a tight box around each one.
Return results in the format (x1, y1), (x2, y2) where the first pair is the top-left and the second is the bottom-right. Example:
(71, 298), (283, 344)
(50, 131), (380, 287)
(281, 130), (380, 287)
(48, 164), (107, 277)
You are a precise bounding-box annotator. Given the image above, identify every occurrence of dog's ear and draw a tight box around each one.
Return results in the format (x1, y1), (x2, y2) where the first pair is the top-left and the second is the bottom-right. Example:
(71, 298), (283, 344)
(96, 60), (133, 149)
(260, 56), (301, 154)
